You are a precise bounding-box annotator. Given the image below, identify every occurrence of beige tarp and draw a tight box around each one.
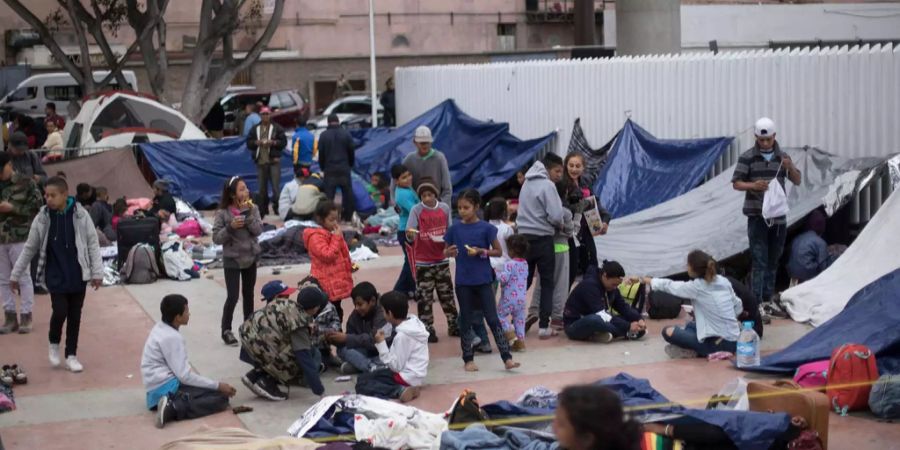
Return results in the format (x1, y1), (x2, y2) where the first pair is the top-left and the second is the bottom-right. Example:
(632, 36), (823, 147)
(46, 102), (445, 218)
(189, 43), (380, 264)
(46, 149), (154, 200)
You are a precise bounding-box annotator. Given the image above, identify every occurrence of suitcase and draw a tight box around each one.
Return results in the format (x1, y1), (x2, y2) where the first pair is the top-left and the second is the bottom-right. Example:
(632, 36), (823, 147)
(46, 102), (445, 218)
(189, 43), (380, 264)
(747, 380), (829, 449)
(116, 216), (161, 270)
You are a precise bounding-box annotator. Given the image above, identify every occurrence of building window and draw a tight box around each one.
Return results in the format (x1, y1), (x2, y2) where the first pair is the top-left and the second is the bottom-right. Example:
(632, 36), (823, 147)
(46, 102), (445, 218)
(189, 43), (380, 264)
(497, 23), (517, 51)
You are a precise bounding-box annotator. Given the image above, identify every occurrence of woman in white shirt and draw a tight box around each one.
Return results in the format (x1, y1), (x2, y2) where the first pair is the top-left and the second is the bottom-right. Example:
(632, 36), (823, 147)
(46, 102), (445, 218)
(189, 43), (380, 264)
(639, 250), (742, 359)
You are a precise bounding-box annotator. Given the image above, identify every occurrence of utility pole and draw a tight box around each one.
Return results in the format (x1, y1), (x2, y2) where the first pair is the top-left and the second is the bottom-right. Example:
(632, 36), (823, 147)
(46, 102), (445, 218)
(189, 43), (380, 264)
(573, 0), (595, 46)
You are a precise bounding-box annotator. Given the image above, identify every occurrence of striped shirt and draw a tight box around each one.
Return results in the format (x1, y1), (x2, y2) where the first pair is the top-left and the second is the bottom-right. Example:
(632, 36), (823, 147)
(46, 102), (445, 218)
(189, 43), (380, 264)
(731, 144), (788, 224)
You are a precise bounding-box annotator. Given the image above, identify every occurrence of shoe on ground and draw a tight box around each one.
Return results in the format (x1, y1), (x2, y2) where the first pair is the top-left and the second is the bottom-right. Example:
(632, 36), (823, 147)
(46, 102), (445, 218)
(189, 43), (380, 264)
(155, 395), (177, 429)
(241, 370), (267, 398)
(0, 366), (13, 386)
(511, 339), (526, 352)
(17, 313), (32, 334)
(525, 315), (539, 333)
(428, 329), (438, 343)
(257, 375), (287, 401)
(0, 311), (18, 334)
(318, 363), (327, 374)
(538, 328), (558, 340)
(49, 344), (61, 367)
(475, 343), (493, 354)
(470, 335), (482, 348)
(592, 331), (614, 343)
(399, 386), (421, 403)
(325, 353), (343, 368)
(221, 330), (239, 346)
(66, 356), (83, 373)
(340, 362), (360, 375)
(626, 329), (646, 340)
(664, 344), (698, 359)
(10, 364), (27, 384)
(550, 318), (564, 331)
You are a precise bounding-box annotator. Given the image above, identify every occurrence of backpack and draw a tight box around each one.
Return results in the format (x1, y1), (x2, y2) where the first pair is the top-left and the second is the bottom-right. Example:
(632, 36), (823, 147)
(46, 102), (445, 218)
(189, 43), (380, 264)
(161, 241), (194, 281)
(793, 360), (830, 389)
(448, 389), (488, 426)
(647, 290), (685, 320)
(121, 243), (160, 284)
(868, 374), (900, 419)
(825, 344), (879, 415)
(762, 164), (789, 222)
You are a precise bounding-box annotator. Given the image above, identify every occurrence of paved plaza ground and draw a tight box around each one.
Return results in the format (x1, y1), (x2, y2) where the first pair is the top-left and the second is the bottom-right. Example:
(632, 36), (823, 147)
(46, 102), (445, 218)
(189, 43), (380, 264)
(1, 245), (898, 449)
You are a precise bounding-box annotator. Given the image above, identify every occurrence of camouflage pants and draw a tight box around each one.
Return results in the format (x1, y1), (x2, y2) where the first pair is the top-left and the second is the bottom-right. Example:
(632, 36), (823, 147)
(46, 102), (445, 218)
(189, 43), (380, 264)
(415, 263), (459, 335)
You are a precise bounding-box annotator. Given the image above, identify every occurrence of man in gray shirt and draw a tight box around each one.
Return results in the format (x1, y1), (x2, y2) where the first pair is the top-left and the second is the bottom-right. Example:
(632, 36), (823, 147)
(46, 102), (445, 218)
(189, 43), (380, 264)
(402, 126), (452, 204)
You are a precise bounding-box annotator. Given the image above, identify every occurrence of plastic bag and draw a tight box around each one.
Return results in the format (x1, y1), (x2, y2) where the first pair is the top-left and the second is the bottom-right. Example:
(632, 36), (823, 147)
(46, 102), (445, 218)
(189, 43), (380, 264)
(708, 377), (749, 411)
(762, 165), (789, 222)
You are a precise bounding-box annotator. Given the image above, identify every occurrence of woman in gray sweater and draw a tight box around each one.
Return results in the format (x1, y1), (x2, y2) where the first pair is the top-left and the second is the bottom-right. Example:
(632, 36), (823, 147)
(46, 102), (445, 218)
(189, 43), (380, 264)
(213, 176), (262, 346)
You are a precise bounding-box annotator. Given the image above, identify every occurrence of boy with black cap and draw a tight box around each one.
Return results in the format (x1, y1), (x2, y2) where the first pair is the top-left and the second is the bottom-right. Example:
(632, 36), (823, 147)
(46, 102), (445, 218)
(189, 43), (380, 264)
(239, 283), (326, 400)
(405, 177), (459, 342)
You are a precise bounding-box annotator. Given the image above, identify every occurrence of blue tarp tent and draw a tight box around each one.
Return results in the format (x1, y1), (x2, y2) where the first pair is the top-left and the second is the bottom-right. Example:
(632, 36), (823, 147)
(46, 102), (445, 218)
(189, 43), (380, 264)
(139, 138), (375, 212)
(748, 269), (900, 375)
(593, 120), (732, 218)
(353, 99), (555, 198)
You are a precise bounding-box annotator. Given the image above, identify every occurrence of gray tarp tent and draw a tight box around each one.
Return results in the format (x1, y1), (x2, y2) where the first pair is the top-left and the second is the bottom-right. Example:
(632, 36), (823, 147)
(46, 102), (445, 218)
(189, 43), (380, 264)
(596, 147), (892, 277)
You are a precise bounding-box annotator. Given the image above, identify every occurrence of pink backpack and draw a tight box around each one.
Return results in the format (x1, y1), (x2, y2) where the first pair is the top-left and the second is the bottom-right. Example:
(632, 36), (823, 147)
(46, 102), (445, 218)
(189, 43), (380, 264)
(793, 360), (830, 389)
(175, 219), (203, 238)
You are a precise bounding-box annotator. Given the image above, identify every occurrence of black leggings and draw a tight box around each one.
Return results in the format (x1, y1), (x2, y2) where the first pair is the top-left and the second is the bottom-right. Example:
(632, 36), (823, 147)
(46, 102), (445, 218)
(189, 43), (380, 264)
(49, 291), (86, 357)
(221, 264), (257, 332)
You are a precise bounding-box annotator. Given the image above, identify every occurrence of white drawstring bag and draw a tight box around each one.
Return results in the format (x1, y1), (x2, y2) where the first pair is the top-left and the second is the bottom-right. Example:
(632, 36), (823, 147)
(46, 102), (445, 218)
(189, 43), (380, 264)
(762, 164), (789, 224)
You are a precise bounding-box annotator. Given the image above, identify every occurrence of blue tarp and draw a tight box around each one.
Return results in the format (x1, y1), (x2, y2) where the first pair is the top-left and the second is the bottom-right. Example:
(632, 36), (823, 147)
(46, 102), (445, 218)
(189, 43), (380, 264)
(353, 100), (555, 199)
(750, 269), (900, 375)
(593, 120), (732, 218)
(139, 138), (375, 212)
(483, 373), (790, 450)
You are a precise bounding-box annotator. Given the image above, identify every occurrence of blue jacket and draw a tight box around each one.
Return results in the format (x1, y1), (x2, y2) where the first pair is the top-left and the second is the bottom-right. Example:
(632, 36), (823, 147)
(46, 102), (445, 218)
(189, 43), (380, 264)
(787, 230), (828, 282)
(563, 265), (641, 327)
(291, 128), (315, 165)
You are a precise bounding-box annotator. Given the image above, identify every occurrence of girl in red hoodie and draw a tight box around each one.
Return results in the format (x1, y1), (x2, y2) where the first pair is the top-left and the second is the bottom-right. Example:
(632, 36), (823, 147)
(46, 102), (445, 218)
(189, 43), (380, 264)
(303, 200), (353, 320)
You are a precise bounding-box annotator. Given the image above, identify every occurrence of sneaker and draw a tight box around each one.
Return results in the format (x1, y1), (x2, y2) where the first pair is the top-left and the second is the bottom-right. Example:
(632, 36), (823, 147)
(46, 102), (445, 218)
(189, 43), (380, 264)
(17, 313), (32, 334)
(592, 331), (614, 343)
(471, 335), (482, 348)
(475, 343), (493, 354)
(241, 370), (267, 398)
(525, 315), (539, 333)
(664, 344), (698, 359)
(155, 395), (176, 428)
(221, 330), (238, 346)
(626, 329), (646, 340)
(258, 375), (288, 401)
(49, 344), (61, 367)
(428, 329), (439, 343)
(340, 362), (360, 375)
(538, 328), (558, 340)
(398, 386), (421, 403)
(325, 353), (343, 368)
(66, 356), (83, 373)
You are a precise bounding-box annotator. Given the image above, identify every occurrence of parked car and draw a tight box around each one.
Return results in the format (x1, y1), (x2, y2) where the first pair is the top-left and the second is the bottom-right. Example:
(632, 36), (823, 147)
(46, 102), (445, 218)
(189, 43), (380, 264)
(0, 71), (138, 119)
(307, 95), (383, 133)
(221, 89), (309, 135)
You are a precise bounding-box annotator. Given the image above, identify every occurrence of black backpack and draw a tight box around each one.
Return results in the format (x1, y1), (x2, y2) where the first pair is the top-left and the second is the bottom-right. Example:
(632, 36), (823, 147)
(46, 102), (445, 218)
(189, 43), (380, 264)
(448, 389), (489, 426)
(647, 290), (687, 320)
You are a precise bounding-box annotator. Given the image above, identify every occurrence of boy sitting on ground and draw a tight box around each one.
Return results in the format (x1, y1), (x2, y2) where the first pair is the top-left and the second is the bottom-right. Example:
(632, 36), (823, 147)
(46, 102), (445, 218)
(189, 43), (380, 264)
(326, 281), (392, 374)
(355, 291), (428, 403)
(141, 294), (236, 428)
(239, 285), (326, 400)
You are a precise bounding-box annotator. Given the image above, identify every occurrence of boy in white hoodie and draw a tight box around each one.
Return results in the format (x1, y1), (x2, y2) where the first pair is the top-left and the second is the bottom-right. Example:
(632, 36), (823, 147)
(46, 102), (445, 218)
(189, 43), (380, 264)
(355, 291), (428, 403)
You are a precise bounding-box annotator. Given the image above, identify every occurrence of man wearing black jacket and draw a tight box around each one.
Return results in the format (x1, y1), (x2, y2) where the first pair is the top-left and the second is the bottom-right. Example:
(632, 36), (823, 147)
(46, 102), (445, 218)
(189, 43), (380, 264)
(325, 282), (391, 374)
(246, 107), (287, 217)
(318, 114), (356, 221)
(563, 262), (646, 343)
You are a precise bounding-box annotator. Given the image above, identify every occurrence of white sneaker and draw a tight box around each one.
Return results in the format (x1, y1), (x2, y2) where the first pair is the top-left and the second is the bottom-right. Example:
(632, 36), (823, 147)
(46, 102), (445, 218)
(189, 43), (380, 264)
(65, 356), (83, 373)
(49, 344), (61, 367)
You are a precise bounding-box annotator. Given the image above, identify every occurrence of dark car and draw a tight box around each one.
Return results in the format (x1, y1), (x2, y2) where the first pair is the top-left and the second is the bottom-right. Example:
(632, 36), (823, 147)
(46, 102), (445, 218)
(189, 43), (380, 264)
(222, 89), (309, 135)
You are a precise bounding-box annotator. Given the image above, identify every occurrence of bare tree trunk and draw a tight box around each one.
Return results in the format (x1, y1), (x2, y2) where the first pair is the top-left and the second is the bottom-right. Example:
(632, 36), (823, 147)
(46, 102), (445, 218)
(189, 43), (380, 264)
(180, 0), (285, 122)
(64, 0), (96, 93)
(127, 0), (171, 100)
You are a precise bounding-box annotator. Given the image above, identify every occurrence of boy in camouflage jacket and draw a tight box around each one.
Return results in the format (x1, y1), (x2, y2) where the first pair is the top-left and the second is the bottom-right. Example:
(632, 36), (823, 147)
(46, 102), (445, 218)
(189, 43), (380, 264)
(0, 152), (43, 334)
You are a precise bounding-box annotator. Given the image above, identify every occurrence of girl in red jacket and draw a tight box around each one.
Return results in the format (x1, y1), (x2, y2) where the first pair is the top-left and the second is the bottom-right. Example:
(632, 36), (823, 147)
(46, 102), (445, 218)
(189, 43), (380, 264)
(303, 200), (353, 320)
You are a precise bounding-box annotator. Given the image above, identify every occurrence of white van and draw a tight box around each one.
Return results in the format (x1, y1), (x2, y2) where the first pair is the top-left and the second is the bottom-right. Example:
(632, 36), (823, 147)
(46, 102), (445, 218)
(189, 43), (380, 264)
(0, 71), (138, 118)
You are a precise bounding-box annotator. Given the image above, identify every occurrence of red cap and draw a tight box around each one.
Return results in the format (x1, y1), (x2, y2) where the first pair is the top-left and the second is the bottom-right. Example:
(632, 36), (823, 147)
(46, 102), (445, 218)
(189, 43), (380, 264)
(260, 106), (272, 114)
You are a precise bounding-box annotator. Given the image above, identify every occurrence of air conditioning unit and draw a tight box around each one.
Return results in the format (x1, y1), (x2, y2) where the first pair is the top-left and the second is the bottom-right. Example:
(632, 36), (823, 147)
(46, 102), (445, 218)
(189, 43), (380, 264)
(5, 29), (41, 49)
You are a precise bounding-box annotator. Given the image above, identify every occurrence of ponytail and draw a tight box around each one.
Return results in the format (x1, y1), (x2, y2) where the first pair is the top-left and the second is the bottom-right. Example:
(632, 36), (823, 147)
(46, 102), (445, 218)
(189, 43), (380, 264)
(687, 250), (717, 283)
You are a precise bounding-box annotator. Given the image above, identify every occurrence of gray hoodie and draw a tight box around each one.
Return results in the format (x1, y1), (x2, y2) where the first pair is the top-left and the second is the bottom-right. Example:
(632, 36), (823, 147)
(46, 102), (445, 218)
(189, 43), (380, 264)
(516, 161), (569, 236)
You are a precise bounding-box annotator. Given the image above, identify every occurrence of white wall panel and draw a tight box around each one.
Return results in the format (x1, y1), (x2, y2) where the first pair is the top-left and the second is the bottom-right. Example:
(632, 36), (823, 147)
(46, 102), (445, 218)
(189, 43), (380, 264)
(396, 45), (900, 160)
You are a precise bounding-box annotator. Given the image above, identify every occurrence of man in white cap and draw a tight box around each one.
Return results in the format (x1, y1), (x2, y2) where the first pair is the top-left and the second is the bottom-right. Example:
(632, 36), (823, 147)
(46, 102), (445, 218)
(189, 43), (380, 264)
(402, 126), (452, 205)
(731, 117), (801, 307)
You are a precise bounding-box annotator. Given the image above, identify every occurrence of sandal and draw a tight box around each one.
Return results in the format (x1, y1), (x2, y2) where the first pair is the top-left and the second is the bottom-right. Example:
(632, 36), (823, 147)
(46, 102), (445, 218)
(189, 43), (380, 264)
(10, 364), (27, 384)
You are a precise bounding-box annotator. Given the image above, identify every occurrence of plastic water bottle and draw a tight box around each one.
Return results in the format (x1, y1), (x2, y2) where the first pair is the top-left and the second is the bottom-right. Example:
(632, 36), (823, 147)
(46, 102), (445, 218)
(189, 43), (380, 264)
(736, 321), (760, 368)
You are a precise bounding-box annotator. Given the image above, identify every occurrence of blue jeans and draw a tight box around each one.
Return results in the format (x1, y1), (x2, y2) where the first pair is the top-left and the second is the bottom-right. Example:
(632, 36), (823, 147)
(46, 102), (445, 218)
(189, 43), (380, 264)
(662, 322), (736, 357)
(394, 230), (416, 294)
(355, 368), (405, 399)
(338, 347), (381, 373)
(747, 216), (787, 302)
(564, 314), (631, 341)
(456, 284), (512, 363)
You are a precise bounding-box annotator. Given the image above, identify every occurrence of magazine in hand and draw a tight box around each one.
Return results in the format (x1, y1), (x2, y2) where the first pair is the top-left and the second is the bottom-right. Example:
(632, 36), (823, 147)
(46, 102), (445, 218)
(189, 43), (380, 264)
(583, 196), (605, 236)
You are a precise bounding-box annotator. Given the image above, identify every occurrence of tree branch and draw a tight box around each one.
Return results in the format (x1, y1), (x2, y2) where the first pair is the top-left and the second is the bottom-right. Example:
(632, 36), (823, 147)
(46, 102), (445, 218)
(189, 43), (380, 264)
(64, 0), (95, 91)
(1, 0), (85, 85)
